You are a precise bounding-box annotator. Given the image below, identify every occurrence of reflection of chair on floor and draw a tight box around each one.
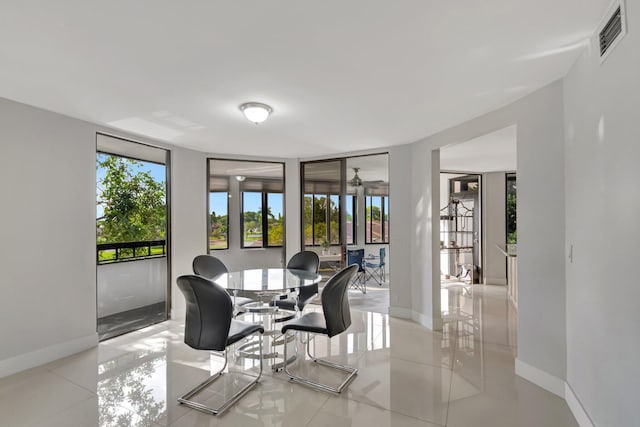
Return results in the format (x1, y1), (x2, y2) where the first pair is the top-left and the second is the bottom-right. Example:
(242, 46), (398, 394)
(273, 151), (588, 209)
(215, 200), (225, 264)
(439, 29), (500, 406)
(281, 265), (359, 393)
(176, 275), (264, 415)
(346, 249), (366, 294)
(364, 247), (386, 285)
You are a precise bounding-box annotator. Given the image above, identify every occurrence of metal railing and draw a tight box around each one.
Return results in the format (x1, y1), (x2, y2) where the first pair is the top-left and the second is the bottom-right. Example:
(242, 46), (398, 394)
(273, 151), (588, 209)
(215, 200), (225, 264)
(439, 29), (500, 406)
(97, 240), (166, 264)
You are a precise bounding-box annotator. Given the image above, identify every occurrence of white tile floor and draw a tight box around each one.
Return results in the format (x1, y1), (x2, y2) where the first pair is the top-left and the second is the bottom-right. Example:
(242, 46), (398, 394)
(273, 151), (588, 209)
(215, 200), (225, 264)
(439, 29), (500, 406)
(0, 285), (579, 426)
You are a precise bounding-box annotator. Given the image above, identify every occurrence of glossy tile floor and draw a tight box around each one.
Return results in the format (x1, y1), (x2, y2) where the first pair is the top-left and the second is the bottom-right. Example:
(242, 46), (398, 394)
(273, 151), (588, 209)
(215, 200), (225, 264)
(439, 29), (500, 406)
(0, 285), (579, 426)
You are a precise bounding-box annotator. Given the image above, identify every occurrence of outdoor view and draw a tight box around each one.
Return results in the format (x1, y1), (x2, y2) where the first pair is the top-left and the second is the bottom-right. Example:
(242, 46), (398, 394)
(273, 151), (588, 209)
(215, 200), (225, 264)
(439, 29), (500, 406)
(209, 190), (284, 249)
(304, 194), (340, 246)
(96, 153), (167, 262)
(365, 195), (389, 243)
(209, 192), (228, 249)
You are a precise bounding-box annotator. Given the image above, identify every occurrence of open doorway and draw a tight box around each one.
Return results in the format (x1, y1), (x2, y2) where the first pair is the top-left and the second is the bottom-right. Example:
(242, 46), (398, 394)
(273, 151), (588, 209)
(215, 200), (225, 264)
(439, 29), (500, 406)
(96, 134), (170, 341)
(301, 153), (389, 314)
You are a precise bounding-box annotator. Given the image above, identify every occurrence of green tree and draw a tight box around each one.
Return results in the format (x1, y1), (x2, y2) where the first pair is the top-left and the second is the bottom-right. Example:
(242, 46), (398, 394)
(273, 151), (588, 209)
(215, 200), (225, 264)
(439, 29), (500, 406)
(97, 155), (166, 244)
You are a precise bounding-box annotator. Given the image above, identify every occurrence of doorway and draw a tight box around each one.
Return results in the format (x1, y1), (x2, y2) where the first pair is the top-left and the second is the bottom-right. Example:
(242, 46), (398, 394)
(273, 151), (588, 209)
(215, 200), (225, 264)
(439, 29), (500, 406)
(96, 134), (170, 340)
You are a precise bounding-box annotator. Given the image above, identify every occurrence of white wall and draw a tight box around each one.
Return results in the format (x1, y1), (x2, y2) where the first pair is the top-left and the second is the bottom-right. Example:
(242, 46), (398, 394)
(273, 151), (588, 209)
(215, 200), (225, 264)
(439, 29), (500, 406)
(413, 80), (567, 380)
(563, 3), (640, 425)
(0, 96), (207, 376)
(483, 172), (507, 285)
(170, 147), (207, 319)
(0, 98), (97, 376)
(97, 258), (167, 317)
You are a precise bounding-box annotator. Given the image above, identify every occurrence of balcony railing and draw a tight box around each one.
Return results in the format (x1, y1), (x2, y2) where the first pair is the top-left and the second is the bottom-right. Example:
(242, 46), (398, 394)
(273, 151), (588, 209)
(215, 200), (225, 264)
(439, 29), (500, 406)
(97, 240), (166, 264)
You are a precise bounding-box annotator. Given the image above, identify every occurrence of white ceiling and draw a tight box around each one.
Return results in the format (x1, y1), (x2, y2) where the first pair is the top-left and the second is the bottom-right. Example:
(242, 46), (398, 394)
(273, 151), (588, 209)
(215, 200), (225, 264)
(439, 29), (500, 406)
(0, 1), (608, 158)
(440, 125), (517, 173)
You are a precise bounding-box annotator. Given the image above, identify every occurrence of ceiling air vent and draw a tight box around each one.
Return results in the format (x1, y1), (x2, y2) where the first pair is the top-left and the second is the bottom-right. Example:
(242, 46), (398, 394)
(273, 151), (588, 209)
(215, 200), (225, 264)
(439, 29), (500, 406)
(598, 1), (627, 63)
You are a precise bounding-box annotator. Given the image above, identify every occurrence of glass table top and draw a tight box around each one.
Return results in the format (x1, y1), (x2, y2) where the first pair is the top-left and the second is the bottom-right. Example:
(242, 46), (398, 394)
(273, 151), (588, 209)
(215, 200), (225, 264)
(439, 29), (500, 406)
(213, 268), (322, 293)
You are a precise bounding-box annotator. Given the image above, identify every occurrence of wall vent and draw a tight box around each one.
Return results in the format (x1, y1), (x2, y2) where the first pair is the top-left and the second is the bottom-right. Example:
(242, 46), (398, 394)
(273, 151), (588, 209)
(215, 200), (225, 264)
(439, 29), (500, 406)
(598, 1), (627, 63)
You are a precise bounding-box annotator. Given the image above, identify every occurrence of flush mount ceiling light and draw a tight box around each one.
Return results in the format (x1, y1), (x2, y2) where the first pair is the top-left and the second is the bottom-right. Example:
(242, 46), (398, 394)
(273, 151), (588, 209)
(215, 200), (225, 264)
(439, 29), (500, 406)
(239, 102), (273, 124)
(235, 175), (246, 182)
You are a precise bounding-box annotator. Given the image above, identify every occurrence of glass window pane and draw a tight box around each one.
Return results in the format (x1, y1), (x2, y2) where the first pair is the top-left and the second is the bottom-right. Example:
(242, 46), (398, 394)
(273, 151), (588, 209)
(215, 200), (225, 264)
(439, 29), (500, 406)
(383, 196), (389, 243)
(313, 195), (328, 245)
(365, 196), (372, 243)
(304, 194), (313, 245)
(243, 192), (263, 248)
(267, 193), (283, 247)
(209, 192), (228, 250)
(346, 194), (354, 245)
(329, 195), (340, 244)
(371, 196), (382, 243)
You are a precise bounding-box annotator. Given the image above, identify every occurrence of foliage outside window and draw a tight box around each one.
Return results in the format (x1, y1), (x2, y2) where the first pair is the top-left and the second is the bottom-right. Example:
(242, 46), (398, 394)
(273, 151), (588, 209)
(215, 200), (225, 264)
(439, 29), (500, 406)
(209, 192), (229, 250)
(96, 153), (166, 262)
(304, 193), (352, 246)
(506, 174), (517, 244)
(346, 194), (356, 245)
(242, 192), (283, 248)
(365, 195), (389, 244)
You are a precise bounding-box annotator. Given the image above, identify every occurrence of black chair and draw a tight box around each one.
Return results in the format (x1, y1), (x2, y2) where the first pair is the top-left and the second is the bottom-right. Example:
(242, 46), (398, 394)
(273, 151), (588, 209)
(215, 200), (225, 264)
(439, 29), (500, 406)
(192, 254), (254, 308)
(281, 265), (358, 393)
(272, 251), (320, 313)
(346, 249), (366, 293)
(177, 275), (264, 415)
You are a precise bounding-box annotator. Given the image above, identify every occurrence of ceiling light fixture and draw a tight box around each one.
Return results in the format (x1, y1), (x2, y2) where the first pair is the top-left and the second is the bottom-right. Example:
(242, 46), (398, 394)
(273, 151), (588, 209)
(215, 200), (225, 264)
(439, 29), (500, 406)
(239, 102), (273, 124)
(235, 175), (246, 182)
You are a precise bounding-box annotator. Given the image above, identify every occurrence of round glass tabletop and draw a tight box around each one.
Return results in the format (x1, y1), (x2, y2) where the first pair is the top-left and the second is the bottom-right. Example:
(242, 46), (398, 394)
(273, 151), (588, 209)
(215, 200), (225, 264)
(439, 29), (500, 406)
(213, 268), (321, 293)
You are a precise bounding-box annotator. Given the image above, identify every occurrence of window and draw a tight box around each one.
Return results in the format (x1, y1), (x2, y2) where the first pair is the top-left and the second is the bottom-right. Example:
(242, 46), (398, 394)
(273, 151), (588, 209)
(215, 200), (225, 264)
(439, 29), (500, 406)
(303, 193), (353, 245)
(346, 194), (356, 245)
(209, 192), (229, 250)
(365, 195), (389, 244)
(241, 191), (284, 248)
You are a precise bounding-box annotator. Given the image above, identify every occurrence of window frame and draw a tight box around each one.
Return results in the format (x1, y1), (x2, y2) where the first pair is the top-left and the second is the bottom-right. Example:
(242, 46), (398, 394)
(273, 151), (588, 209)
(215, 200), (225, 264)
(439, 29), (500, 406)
(304, 192), (354, 246)
(208, 191), (230, 250)
(240, 190), (284, 249)
(365, 194), (389, 244)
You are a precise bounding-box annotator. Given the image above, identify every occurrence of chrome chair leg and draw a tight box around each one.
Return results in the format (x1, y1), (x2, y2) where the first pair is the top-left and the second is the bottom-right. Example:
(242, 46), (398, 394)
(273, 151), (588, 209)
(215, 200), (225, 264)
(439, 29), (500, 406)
(283, 331), (357, 394)
(178, 333), (264, 415)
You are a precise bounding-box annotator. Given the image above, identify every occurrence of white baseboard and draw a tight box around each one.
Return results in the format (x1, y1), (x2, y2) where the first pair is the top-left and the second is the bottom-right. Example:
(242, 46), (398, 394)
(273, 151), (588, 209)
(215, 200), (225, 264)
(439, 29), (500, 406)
(515, 358), (565, 398)
(389, 306), (442, 331)
(0, 333), (98, 378)
(515, 360), (598, 427)
(565, 383), (596, 427)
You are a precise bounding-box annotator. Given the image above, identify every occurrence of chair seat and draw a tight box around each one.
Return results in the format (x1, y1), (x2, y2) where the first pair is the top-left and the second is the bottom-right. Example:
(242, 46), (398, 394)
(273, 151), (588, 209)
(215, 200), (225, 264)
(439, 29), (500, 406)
(364, 261), (380, 268)
(281, 312), (327, 335)
(227, 320), (264, 346)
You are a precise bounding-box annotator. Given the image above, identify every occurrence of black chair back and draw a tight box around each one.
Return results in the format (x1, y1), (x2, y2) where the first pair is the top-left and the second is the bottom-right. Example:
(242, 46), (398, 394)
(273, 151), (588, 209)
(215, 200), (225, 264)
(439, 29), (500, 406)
(321, 264), (358, 337)
(346, 249), (364, 272)
(177, 275), (233, 351)
(193, 255), (229, 279)
(379, 247), (386, 267)
(287, 251), (320, 273)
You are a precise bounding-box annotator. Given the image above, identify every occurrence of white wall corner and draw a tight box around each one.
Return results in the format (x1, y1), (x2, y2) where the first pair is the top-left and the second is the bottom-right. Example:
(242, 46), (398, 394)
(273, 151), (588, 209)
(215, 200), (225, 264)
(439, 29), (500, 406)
(389, 306), (442, 331)
(389, 306), (413, 320)
(0, 333), (98, 378)
(565, 383), (597, 427)
(515, 358), (565, 398)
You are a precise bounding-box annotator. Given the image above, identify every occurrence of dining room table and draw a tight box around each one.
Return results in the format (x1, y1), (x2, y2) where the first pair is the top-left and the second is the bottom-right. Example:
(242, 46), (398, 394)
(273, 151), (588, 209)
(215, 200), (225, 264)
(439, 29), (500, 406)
(212, 267), (322, 370)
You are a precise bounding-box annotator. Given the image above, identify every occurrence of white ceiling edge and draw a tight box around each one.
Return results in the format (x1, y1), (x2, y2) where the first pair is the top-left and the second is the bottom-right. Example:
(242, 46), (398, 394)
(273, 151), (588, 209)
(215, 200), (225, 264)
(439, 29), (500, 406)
(440, 125), (517, 173)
